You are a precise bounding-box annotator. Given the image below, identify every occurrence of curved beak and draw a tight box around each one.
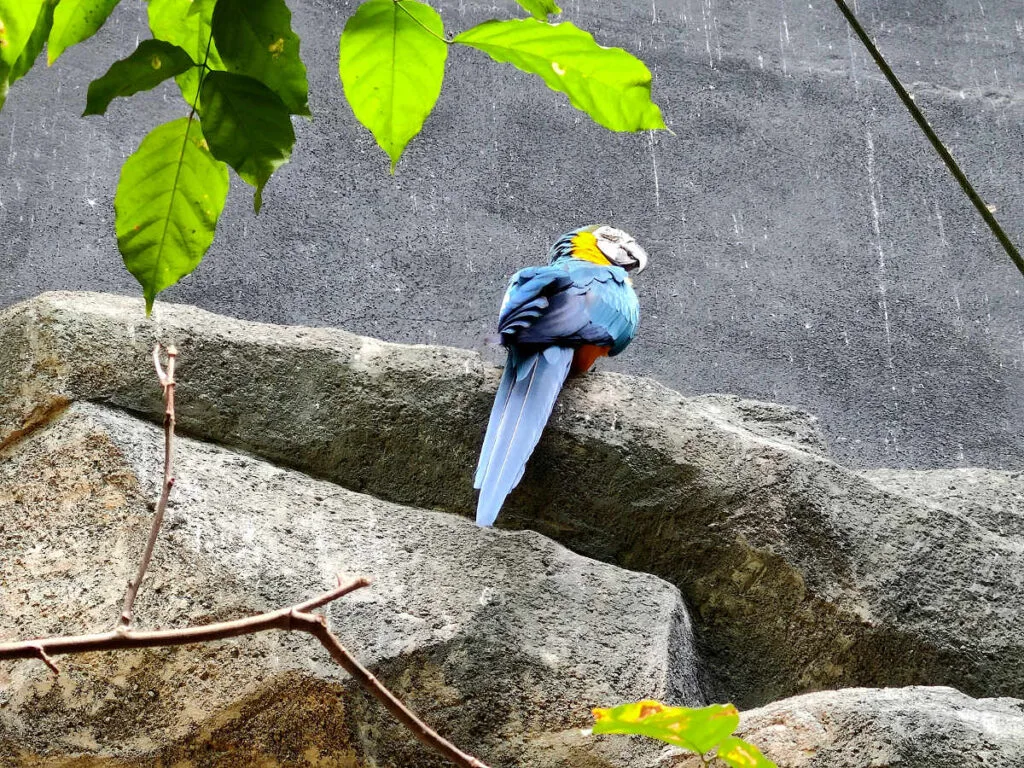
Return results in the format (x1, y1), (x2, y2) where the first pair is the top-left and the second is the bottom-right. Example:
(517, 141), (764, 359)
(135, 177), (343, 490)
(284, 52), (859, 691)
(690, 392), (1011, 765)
(626, 242), (649, 274)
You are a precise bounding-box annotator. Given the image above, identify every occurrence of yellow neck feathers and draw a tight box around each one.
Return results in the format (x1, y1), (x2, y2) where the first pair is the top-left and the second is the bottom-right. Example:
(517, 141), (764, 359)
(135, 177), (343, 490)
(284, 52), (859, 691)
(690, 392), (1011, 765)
(570, 230), (612, 266)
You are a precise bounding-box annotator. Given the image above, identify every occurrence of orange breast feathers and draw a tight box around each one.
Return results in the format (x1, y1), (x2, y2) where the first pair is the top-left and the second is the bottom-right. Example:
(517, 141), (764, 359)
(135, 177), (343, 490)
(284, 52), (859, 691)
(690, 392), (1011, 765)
(572, 344), (610, 374)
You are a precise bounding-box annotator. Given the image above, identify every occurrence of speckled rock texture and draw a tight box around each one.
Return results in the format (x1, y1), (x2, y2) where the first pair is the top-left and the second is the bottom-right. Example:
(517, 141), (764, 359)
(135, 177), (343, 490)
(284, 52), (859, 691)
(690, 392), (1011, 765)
(4, 292), (1024, 711)
(0, 401), (700, 767)
(654, 687), (1024, 768)
(2, 291), (1024, 767)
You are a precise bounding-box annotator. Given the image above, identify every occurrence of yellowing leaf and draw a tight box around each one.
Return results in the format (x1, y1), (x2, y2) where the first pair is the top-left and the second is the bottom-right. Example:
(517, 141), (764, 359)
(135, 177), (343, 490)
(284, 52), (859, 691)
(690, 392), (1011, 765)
(716, 736), (778, 768)
(13, 0), (55, 80)
(454, 18), (664, 132)
(0, 0), (45, 69)
(591, 700), (739, 754)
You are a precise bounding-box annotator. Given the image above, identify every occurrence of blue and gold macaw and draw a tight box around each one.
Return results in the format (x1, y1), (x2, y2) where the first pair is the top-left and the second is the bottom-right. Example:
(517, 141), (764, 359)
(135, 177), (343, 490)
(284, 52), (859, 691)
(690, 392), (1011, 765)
(474, 224), (649, 526)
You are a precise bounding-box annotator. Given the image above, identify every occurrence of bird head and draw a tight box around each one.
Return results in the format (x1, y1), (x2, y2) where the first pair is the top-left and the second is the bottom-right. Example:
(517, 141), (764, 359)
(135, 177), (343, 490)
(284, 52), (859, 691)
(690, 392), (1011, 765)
(550, 225), (649, 273)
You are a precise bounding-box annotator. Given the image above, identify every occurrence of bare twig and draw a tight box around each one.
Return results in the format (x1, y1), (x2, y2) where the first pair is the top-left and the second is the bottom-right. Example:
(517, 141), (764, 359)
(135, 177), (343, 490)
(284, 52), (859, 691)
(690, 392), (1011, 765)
(118, 343), (177, 628)
(305, 620), (491, 768)
(3, 344), (494, 768)
(0, 578), (369, 660)
(32, 644), (60, 675)
(0, 577), (493, 768)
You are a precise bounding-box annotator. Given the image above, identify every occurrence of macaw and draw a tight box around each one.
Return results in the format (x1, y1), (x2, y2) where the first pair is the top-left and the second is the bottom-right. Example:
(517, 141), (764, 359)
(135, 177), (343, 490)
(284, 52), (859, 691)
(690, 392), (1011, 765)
(474, 224), (649, 527)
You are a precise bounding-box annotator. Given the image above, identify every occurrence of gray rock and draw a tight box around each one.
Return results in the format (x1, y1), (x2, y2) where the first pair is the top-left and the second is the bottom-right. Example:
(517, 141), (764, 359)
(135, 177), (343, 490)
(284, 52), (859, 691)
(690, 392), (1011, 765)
(691, 394), (829, 456)
(2, 292), (1023, 711)
(654, 686), (1024, 768)
(861, 468), (1024, 536)
(0, 401), (701, 766)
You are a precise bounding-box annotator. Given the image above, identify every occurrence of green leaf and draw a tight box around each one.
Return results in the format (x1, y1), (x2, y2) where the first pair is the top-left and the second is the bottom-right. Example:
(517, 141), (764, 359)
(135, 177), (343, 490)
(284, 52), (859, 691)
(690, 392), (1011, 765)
(591, 701), (739, 755)
(199, 71), (294, 213)
(454, 19), (665, 132)
(0, 0), (45, 111)
(211, 0), (309, 117)
(716, 736), (778, 768)
(84, 40), (195, 116)
(515, 0), (561, 21)
(0, 0), (45, 69)
(339, 0), (447, 171)
(115, 117), (229, 313)
(187, 0), (214, 17)
(148, 0), (224, 104)
(10, 0), (56, 84)
(48, 0), (120, 65)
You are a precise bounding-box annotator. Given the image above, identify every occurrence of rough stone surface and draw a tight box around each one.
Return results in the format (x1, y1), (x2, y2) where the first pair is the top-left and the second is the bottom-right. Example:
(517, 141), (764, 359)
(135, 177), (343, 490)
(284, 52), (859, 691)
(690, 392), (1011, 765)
(655, 686), (1024, 768)
(0, 401), (700, 766)
(2, 292), (1023, 712)
(2, 0), (1024, 471)
(861, 467), (1024, 535)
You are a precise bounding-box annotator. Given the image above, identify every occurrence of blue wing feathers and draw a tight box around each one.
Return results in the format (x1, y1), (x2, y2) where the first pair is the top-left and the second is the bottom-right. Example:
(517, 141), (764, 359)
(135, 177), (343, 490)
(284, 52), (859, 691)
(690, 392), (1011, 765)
(475, 256), (640, 526)
(474, 347), (574, 527)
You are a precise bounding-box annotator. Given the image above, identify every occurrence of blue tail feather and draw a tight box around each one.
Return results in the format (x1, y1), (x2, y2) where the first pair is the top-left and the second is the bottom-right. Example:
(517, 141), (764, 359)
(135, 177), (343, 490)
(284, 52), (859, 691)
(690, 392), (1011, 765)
(474, 351), (517, 489)
(474, 346), (573, 526)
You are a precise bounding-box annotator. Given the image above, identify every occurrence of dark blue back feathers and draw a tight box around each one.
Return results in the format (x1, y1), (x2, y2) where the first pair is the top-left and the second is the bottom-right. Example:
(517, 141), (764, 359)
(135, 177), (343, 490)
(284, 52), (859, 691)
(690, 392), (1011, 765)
(474, 254), (640, 526)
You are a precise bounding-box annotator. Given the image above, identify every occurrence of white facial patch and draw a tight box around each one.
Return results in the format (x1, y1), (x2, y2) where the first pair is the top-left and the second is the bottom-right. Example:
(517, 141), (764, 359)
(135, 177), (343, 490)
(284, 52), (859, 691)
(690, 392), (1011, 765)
(593, 226), (648, 272)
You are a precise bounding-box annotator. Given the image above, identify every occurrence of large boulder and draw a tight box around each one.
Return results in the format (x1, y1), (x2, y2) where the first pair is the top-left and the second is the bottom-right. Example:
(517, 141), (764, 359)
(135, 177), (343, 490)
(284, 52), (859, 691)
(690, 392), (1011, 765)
(0, 400), (701, 766)
(654, 686), (1024, 768)
(2, 292), (1022, 710)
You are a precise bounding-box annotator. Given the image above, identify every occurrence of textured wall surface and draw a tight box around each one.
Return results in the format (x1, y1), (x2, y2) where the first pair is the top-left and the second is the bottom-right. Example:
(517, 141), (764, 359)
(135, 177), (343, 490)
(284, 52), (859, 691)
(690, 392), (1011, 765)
(1, 0), (1023, 468)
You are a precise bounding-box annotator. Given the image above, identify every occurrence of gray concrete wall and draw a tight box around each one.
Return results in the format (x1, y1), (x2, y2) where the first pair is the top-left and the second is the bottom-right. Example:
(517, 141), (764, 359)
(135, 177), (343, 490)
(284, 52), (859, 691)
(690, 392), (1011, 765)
(2, 0), (1022, 469)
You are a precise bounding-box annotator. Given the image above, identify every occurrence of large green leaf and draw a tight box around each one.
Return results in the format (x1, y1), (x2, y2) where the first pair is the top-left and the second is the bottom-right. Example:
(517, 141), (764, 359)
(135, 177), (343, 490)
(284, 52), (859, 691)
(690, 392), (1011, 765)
(10, 0), (56, 83)
(0, 0), (45, 68)
(515, 0), (561, 21)
(147, 0), (224, 104)
(199, 71), (294, 213)
(84, 40), (195, 116)
(48, 0), (120, 65)
(591, 701), (739, 755)
(454, 19), (665, 132)
(0, 0), (45, 111)
(187, 0), (215, 17)
(716, 736), (777, 768)
(115, 117), (229, 313)
(339, 0), (447, 170)
(211, 0), (309, 117)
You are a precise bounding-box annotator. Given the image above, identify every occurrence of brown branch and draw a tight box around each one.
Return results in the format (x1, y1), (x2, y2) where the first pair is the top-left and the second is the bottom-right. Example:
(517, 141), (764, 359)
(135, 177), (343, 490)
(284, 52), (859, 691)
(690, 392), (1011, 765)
(3, 344), (494, 768)
(118, 343), (177, 628)
(0, 577), (493, 768)
(1, 578), (368, 660)
(305, 620), (491, 768)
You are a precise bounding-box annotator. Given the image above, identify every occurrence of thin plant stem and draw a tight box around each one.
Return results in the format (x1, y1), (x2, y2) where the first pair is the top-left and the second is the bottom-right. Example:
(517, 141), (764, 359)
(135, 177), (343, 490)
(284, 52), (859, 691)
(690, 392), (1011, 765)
(832, 0), (1024, 278)
(118, 343), (177, 628)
